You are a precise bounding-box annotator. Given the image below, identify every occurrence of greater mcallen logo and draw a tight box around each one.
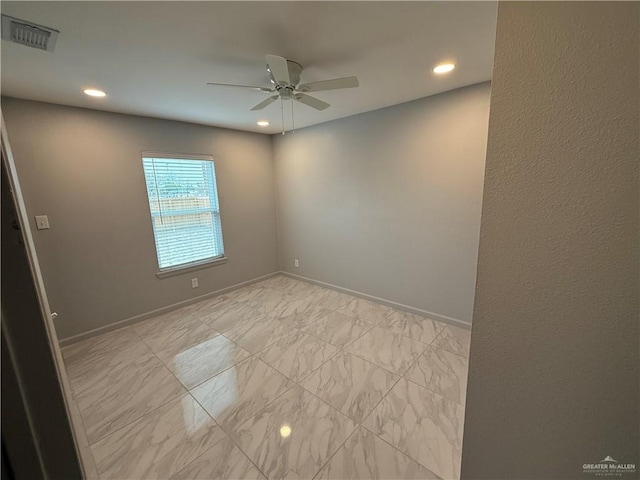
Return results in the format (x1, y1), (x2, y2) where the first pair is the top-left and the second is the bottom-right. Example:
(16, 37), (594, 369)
(583, 456), (636, 477)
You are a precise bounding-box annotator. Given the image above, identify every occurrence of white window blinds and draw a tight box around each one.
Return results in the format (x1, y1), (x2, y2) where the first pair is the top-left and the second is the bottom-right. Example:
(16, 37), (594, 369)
(142, 155), (224, 271)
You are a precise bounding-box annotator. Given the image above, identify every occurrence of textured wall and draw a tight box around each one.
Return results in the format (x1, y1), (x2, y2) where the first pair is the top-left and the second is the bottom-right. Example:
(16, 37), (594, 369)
(2, 98), (279, 338)
(274, 83), (491, 325)
(461, 2), (639, 478)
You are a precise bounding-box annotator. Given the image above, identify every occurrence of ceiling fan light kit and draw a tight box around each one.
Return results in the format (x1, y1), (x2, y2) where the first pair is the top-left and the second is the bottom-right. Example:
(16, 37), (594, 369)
(207, 54), (359, 134)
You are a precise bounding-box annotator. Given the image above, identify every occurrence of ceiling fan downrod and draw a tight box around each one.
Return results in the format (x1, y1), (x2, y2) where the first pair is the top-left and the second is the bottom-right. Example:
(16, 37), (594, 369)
(280, 97), (285, 135)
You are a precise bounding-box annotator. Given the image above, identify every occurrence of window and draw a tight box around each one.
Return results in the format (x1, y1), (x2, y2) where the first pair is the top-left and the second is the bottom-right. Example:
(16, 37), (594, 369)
(142, 154), (225, 274)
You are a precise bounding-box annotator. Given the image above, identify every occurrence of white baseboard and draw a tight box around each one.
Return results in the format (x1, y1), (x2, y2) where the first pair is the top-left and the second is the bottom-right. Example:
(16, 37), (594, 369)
(281, 271), (472, 330)
(58, 271), (281, 346)
(59, 269), (471, 347)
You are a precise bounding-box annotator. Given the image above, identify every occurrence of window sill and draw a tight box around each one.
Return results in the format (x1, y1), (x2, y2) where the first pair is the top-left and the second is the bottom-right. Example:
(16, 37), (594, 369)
(156, 256), (228, 279)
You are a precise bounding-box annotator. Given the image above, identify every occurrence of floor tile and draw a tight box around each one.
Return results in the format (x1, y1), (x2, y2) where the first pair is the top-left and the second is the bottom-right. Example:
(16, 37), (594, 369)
(231, 385), (357, 480)
(231, 315), (296, 354)
(285, 280), (322, 298)
(66, 337), (149, 398)
(185, 294), (235, 319)
(139, 316), (218, 359)
(63, 330), (149, 396)
(277, 303), (332, 330)
(62, 327), (140, 377)
(300, 351), (399, 423)
(306, 287), (355, 310)
(248, 290), (311, 318)
(303, 311), (374, 348)
(170, 436), (265, 480)
(203, 302), (264, 333)
(160, 333), (252, 389)
(345, 327), (427, 375)
(191, 356), (291, 431)
(76, 350), (185, 444)
(66, 386), (101, 479)
(226, 284), (267, 303)
(406, 346), (469, 406)
(259, 330), (340, 382)
(432, 325), (472, 357)
(338, 298), (395, 325)
(273, 296), (328, 320)
(363, 379), (464, 479)
(316, 426), (440, 480)
(383, 310), (444, 344)
(64, 281), (470, 480)
(132, 307), (198, 338)
(236, 287), (288, 307)
(92, 394), (225, 479)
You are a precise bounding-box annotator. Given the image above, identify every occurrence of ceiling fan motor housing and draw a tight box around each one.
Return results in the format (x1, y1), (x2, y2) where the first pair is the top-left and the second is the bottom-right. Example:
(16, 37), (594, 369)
(267, 59), (302, 87)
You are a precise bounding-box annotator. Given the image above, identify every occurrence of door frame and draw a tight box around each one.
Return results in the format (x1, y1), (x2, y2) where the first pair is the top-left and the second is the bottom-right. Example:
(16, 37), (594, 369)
(1, 111), (94, 478)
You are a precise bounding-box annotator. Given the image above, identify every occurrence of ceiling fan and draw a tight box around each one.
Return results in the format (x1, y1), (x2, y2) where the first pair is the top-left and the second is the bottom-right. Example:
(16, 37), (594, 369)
(207, 54), (359, 132)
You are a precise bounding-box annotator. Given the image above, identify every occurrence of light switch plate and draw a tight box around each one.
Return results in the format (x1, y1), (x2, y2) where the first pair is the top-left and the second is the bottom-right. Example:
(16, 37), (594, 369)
(35, 215), (50, 230)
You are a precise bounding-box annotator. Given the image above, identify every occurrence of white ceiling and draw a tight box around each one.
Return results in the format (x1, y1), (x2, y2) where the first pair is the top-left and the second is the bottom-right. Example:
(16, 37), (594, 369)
(1, 1), (497, 134)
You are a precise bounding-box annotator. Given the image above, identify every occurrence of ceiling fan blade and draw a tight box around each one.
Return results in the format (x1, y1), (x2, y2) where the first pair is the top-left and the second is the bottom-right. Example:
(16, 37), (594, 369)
(250, 95), (279, 111)
(265, 54), (290, 86)
(297, 76), (359, 93)
(207, 82), (274, 92)
(294, 93), (330, 111)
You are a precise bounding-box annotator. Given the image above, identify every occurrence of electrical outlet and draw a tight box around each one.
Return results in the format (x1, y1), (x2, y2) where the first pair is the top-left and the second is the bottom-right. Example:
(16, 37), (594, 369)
(294, 259), (299, 268)
(191, 278), (199, 288)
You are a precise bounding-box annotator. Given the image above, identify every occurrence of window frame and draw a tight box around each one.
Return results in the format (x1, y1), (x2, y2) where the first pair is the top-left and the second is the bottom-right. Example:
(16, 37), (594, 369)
(141, 151), (227, 278)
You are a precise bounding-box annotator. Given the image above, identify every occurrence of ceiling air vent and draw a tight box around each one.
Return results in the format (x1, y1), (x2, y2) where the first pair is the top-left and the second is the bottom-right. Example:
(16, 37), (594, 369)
(1, 14), (59, 52)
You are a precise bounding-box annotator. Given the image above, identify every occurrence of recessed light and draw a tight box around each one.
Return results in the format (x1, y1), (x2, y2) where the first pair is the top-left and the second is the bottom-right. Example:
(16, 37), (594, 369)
(279, 424), (291, 438)
(83, 88), (106, 97)
(257, 120), (270, 127)
(433, 63), (456, 74)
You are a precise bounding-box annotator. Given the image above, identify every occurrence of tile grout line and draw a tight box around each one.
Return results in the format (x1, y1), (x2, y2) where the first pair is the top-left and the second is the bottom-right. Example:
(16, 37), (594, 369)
(77, 277), (462, 479)
(84, 330), (194, 447)
(142, 303), (277, 394)
(290, 348), (400, 428)
(310, 424), (361, 480)
(182, 281), (316, 479)
(256, 371), (363, 480)
(355, 333), (463, 479)
(300, 314), (377, 351)
(131, 323), (265, 479)
(405, 340), (470, 407)
(356, 338), (450, 479)
(340, 325), (429, 379)
(403, 375), (468, 409)
(71, 329), (192, 451)
(181, 369), (269, 480)
(359, 421), (445, 480)
(334, 367), (429, 474)
(350, 328), (431, 439)
(219, 298), (361, 476)
(175, 282), (351, 479)
(70, 279), (316, 478)
(256, 331), (343, 387)
(65, 384), (102, 479)
(208, 381), (302, 480)
(185, 336), (257, 391)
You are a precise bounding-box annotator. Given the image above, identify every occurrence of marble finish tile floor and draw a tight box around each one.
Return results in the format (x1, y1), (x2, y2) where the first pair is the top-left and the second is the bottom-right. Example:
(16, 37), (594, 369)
(61, 274), (472, 479)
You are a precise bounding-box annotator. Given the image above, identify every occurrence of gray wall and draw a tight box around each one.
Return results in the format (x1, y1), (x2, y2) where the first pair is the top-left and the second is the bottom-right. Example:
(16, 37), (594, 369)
(274, 83), (491, 325)
(461, 2), (639, 479)
(2, 98), (279, 339)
